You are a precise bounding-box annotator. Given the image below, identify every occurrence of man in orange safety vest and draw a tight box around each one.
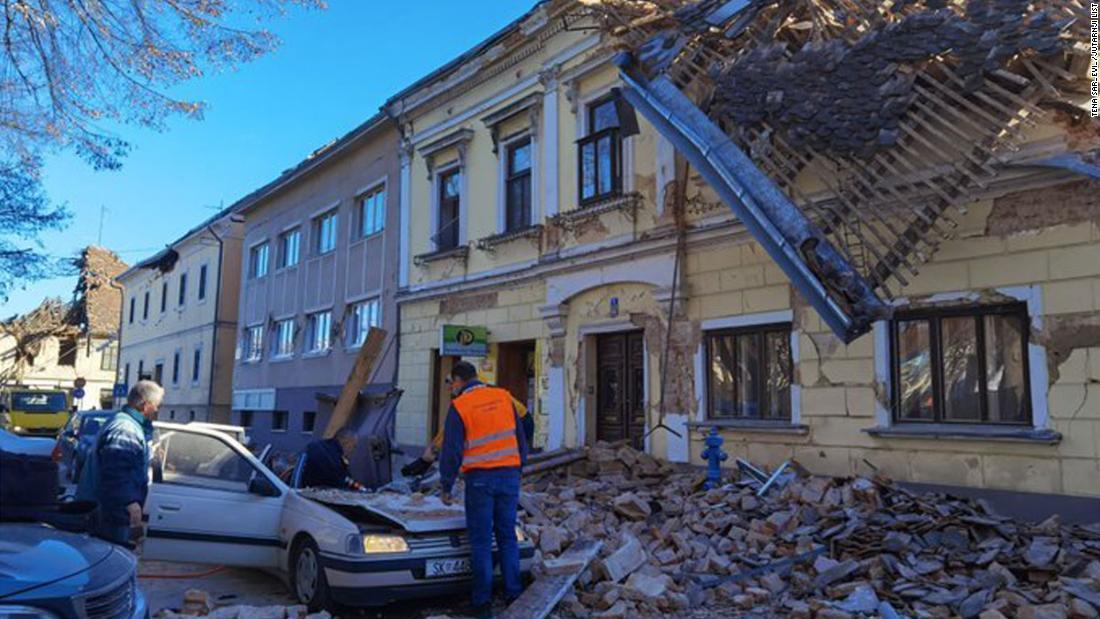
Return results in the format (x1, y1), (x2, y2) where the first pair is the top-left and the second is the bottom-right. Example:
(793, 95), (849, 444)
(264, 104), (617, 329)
(439, 360), (528, 618)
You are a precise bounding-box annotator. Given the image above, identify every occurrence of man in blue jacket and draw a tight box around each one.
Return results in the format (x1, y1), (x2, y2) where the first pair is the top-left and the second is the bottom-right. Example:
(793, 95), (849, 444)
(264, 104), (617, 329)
(77, 380), (162, 547)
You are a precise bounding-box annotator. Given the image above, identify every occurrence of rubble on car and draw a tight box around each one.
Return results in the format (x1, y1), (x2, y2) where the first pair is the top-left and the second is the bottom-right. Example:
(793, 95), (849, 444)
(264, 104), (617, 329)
(520, 442), (1100, 618)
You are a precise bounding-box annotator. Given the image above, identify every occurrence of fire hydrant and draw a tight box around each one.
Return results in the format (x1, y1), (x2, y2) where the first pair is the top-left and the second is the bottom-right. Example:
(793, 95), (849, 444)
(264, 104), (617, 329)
(701, 427), (727, 489)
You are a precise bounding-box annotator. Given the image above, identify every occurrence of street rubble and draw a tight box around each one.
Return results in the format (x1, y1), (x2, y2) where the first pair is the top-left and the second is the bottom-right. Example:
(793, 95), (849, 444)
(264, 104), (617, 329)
(154, 589), (331, 619)
(519, 442), (1100, 619)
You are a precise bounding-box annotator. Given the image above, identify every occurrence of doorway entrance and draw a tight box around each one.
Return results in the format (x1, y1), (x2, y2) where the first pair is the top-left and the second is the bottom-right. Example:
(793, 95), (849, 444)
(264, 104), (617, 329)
(596, 331), (646, 450)
(497, 341), (536, 413)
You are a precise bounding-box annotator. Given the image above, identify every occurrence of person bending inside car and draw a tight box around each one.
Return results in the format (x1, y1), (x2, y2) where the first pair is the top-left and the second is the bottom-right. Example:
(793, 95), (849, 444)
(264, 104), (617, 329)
(301, 428), (367, 491)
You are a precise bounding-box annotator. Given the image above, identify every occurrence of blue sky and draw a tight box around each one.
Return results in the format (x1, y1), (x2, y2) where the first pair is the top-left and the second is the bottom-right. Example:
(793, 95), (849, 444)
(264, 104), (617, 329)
(1, 1), (534, 317)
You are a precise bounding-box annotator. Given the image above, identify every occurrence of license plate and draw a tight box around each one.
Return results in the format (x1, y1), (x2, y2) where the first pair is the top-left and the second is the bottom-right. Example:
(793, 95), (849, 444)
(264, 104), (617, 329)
(425, 558), (472, 578)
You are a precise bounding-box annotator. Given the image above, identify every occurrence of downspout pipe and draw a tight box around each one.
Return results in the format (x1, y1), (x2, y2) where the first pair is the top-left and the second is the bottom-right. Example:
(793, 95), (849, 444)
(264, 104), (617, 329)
(204, 218), (239, 423)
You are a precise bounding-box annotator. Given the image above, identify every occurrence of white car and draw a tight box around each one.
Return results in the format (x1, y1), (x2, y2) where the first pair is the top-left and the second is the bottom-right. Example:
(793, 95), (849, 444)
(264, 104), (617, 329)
(142, 422), (534, 611)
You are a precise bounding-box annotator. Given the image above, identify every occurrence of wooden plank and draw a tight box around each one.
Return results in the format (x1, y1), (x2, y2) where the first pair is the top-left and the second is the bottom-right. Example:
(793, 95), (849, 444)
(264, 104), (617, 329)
(498, 539), (602, 619)
(322, 327), (387, 438)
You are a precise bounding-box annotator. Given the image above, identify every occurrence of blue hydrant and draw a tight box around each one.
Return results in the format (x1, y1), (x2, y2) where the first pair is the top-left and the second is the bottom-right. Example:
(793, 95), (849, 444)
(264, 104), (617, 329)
(701, 427), (727, 489)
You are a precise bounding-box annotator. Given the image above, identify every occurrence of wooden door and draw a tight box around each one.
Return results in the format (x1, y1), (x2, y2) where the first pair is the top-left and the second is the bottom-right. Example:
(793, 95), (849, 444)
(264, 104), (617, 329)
(596, 332), (646, 449)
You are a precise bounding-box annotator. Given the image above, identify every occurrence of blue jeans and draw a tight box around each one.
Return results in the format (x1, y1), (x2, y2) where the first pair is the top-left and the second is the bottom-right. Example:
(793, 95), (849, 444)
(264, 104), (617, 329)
(464, 467), (522, 607)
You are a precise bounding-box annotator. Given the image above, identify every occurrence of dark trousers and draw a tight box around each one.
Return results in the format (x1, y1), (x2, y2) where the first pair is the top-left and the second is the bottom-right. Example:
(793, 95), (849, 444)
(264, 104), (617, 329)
(464, 467), (522, 607)
(92, 509), (132, 548)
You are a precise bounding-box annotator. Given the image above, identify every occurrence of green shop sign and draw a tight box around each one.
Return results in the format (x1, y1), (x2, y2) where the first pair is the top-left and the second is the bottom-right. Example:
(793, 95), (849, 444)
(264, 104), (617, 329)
(440, 325), (488, 357)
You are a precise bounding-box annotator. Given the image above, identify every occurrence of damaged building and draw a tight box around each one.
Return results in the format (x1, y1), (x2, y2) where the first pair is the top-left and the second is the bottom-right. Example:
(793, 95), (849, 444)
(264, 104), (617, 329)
(387, 0), (1100, 504)
(0, 246), (128, 410)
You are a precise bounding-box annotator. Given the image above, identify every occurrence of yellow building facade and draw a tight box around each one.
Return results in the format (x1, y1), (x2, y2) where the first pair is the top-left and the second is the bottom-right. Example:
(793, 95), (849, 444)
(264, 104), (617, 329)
(389, 1), (1100, 499)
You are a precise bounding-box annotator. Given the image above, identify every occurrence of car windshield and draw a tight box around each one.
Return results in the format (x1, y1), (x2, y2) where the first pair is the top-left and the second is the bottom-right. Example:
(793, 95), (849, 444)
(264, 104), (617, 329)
(11, 392), (67, 413)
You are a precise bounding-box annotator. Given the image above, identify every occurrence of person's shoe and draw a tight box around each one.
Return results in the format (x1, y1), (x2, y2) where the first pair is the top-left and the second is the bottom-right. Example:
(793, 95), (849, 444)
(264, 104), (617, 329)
(473, 604), (493, 619)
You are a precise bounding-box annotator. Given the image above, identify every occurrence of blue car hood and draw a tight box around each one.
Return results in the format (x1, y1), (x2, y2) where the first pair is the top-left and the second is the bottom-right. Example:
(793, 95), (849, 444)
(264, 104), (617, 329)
(0, 524), (113, 599)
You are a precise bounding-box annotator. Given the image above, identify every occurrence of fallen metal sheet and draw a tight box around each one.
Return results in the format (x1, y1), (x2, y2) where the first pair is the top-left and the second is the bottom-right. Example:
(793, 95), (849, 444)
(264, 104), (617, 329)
(498, 539), (603, 619)
(757, 459), (793, 497)
(615, 54), (890, 342)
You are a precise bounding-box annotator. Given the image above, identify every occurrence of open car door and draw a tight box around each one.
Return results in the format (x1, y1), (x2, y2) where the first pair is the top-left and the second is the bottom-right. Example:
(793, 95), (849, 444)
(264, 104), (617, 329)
(142, 422), (286, 568)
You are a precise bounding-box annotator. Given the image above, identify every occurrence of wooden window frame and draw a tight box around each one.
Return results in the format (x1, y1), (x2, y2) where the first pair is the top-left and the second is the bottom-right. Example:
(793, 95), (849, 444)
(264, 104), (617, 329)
(577, 96), (623, 207)
(436, 168), (462, 251)
(504, 137), (533, 232)
(704, 323), (793, 421)
(889, 303), (1032, 426)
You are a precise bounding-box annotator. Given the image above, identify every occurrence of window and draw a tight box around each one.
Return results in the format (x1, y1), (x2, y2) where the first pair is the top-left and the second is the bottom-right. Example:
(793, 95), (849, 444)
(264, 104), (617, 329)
(278, 228), (301, 269)
(314, 210), (338, 254)
(143, 291), (150, 320)
(360, 187), (386, 237)
(154, 362), (165, 386)
(138, 360), (146, 380)
(128, 297), (135, 324)
(892, 304), (1030, 425)
(161, 282), (168, 313)
(272, 410), (288, 432)
(192, 348), (201, 383)
(349, 299), (380, 347)
(302, 411), (316, 433)
(58, 338), (78, 367)
(239, 410), (253, 428)
(306, 311), (332, 353)
(706, 324), (793, 420)
(124, 363), (130, 386)
(198, 264), (208, 301)
(505, 139), (532, 232)
(156, 430), (256, 492)
(189, 410), (195, 421)
(578, 96), (623, 205)
(243, 325), (264, 362)
(101, 343), (118, 371)
(250, 243), (270, 279)
(274, 319), (295, 358)
(436, 168), (461, 250)
(178, 273), (187, 307)
(171, 351), (180, 385)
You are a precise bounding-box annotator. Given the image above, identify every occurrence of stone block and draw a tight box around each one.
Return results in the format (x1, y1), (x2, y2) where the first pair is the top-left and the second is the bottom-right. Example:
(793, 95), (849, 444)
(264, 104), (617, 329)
(982, 454), (1062, 494)
(1005, 223), (1093, 252)
(818, 358), (873, 385)
(934, 236), (1007, 262)
(843, 387), (878, 418)
(1044, 280), (1096, 315)
(1050, 244), (1100, 279)
(969, 251), (1049, 287)
(700, 291), (744, 319)
(601, 534), (647, 583)
(1050, 419), (1099, 458)
(800, 387), (847, 416)
(793, 445), (852, 477)
(764, 263), (788, 285)
(1063, 458), (1100, 497)
(743, 285), (790, 313)
(909, 451), (984, 487)
(807, 416), (878, 448)
(741, 242), (771, 265)
(690, 271), (723, 295)
(901, 262), (970, 296)
(849, 448), (910, 480)
(719, 266), (765, 291)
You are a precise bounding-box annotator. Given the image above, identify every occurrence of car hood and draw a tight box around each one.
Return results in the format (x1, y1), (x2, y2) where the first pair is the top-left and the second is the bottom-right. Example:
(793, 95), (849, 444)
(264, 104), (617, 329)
(298, 488), (466, 533)
(0, 524), (113, 599)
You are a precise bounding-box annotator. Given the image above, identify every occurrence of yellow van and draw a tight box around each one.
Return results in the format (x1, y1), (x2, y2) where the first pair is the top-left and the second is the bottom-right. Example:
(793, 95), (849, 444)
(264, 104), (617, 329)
(1, 388), (72, 436)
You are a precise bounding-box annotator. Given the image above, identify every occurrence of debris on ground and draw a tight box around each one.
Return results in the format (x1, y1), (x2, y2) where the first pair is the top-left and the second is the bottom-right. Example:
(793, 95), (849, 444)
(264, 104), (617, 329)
(520, 441), (1100, 618)
(153, 590), (330, 619)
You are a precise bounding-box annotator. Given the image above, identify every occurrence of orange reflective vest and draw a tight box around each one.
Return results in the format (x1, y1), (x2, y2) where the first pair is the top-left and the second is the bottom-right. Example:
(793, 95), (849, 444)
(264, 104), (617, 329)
(453, 385), (521, 473)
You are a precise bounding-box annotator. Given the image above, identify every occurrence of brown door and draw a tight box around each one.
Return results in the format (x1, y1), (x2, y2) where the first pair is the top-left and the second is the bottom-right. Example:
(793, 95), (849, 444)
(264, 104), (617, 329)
(497, 341), (536, 411)
(596, 332), (646, 449)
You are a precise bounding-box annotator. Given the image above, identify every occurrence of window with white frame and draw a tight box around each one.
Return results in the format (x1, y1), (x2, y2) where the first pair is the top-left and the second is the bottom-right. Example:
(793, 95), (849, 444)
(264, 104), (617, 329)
(243, 325), (263, 362)
(171, 351), (180, 385)
(249, 243), (269, 279)
(891, 303), (1030, 425)
(191, 347), (201, 383)
(359, 186), (385, 237)
(278, 228), (300, 269)
(273, 319), (295, 358)
(314, 210), (338, 254)
(705, 323), (793, 420)
(504, 138), (532, 232)
(198, 264), (208, 301)
(177, 273), (187, 307)
(306, 311), (332, 353)
(349, 298), (380, 347)
(435, 168), (461, 251)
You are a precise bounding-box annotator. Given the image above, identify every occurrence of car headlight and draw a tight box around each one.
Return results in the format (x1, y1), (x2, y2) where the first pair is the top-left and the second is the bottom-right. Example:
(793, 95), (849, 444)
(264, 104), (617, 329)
(0, 604), (62, 618)
(515, 526), (527, 542)
(362, 534), (409, 554)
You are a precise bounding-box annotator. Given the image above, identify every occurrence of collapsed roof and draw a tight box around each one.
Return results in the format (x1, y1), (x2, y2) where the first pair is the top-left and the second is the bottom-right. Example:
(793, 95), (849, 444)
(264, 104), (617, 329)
(581, 0), (1088, 341)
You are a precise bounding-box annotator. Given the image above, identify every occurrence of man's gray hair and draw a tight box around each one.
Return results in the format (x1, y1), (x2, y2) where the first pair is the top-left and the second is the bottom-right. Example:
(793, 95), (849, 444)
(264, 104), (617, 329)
(127, 380), (165, 408)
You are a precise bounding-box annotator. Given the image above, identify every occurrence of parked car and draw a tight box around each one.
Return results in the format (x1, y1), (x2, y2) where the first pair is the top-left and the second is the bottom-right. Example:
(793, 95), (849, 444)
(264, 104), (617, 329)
(0, 388), (72, 436)
(143, 422), (534, 611)
(0, 427), (56, 459)
(0, 523), (148, 619)
(53, 410), (115, 482)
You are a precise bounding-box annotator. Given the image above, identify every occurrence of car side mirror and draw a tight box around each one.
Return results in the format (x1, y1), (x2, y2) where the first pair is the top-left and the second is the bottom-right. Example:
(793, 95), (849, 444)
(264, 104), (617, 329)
(248, 475), (280, 497)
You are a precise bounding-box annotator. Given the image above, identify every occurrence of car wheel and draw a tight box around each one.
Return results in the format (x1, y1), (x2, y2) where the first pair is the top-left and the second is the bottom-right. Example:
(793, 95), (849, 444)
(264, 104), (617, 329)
(290, 537), (332, 612)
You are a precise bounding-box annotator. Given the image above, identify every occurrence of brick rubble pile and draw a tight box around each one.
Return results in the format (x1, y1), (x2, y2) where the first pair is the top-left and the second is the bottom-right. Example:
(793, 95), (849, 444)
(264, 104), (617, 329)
(521, 443), (1100, 619)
